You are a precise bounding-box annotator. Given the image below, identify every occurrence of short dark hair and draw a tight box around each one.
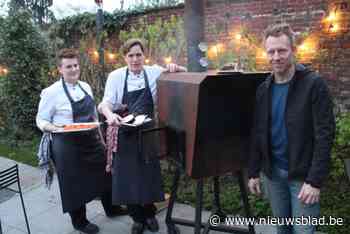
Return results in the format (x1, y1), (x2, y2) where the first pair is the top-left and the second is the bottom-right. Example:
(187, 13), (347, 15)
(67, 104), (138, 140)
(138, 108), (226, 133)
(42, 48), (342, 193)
(121, 38), (145, 55)
(57, 48), (79, 66)
(263, 23), (295, 48)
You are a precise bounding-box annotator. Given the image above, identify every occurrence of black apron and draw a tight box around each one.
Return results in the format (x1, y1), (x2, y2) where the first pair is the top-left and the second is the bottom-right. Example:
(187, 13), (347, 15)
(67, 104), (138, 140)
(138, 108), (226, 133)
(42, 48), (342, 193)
(112, 69), (164, 204)
(51, 79), (108, 213)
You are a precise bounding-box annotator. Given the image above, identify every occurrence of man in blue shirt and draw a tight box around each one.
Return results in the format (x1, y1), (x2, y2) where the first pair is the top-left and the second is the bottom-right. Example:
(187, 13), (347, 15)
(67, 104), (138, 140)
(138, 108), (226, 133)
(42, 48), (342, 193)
(248, 23), (335, 234)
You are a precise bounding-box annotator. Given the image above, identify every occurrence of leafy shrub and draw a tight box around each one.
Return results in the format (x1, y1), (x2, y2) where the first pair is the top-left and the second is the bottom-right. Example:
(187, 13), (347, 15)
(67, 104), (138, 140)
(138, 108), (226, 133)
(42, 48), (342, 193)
(333, 112), (350, 159)
(0, 10), (49, 140)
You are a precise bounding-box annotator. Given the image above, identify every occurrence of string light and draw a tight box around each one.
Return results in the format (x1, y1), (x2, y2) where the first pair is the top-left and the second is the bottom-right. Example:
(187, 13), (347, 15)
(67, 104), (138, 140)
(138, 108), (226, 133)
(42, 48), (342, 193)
(0, 66), (8, 76)
(297, 36), (318, 62)
(145, 58), (150, 64)
(324, 11), (338, 22)
(208, 43), (224, 59)
(329, 23), (339, 33)
(164, 56), (172, 64)
(107, 53), (115, 60)
(255, 48), (267, 60)
(323, 5), (343, 35)
(235, 34), (242, 41)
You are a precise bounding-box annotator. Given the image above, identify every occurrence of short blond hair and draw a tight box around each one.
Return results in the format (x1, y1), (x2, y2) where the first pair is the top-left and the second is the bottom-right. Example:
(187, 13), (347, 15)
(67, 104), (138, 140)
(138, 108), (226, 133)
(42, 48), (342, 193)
(263, 23), (295, 48)
(121, 38), (146, 55)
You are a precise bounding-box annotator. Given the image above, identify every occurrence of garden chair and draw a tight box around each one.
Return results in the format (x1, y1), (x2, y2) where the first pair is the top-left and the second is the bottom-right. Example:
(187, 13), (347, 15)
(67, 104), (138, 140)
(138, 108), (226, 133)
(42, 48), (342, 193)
(0, 164), (31, 233)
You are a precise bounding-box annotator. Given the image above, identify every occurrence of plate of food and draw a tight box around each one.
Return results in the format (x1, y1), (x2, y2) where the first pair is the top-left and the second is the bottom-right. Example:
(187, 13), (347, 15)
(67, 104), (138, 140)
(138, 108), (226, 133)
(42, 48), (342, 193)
(121, 114), (152, 127)
(53, 122), (101, 133)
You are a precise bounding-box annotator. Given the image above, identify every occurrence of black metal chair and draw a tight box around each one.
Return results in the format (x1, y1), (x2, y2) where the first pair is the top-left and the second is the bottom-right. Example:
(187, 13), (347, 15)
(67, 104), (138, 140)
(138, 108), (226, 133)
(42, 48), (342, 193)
(0, 164), (31, 234)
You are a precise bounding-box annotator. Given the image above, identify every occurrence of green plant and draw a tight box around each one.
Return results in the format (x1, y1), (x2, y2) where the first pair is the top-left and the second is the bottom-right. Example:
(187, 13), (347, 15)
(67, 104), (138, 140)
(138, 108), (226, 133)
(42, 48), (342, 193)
(206, 24), (259, 71)
(0, 9), (49, 141)
(0, 136), (40, 166)
(333, 112), (350, 158)
(119, 15), (186, 65)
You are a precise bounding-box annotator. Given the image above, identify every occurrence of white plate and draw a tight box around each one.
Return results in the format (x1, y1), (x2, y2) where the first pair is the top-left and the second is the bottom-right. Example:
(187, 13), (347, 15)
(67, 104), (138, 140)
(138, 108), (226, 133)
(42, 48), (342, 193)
(121, 117), (152, 127)
(134, 115), (146, 125)
(122, 114), (135, 123)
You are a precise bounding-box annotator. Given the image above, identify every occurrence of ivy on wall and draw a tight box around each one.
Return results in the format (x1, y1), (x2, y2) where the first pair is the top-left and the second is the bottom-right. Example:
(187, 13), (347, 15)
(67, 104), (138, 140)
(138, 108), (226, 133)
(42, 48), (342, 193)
(45, 10), (185, 101)
(119, 15), (186, 65)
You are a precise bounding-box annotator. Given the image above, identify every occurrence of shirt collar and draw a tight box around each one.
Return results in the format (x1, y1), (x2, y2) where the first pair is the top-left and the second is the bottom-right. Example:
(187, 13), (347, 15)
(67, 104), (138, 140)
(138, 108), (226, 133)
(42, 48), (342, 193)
(129, 70), (144, 78)
(63, 79), (79, 88)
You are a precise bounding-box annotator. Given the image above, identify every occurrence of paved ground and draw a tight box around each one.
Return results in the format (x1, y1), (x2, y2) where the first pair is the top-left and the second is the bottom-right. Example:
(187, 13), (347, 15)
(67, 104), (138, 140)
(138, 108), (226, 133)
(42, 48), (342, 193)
(0, 156), (316, 234)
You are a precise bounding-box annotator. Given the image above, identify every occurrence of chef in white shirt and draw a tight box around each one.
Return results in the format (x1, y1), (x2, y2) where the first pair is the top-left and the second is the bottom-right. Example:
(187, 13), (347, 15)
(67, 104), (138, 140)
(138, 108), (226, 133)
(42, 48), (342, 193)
(98, 38), (186, 234)
(36, 48), (127, 234)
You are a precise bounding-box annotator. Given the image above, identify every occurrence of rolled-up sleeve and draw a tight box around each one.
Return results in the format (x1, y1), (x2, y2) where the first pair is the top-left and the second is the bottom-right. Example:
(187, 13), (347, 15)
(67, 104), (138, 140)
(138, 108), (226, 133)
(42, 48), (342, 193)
(102, 73), (118, 107)
(36, 89), (55, 131)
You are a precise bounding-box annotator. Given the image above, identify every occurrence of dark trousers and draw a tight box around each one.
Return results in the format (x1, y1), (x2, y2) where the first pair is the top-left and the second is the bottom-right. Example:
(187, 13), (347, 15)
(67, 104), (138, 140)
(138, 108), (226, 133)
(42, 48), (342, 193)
(127, 204), (156, 223)
(69, 189), (113, 228)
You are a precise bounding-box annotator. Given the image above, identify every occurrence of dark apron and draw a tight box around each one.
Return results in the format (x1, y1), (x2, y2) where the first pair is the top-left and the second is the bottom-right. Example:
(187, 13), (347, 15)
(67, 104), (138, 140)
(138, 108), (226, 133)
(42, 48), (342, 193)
(51, 79), (108, 213)
(112, 69), (164, 204)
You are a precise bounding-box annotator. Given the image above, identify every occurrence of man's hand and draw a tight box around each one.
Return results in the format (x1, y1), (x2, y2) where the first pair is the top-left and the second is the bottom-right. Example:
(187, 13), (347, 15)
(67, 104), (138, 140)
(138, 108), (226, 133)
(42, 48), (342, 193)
(165, 63), (187, 73)
(106, 113), (123, 126)
(248, 178), (261, 195)
(43, 123), (63, 132)
(298, 183), (320, 205)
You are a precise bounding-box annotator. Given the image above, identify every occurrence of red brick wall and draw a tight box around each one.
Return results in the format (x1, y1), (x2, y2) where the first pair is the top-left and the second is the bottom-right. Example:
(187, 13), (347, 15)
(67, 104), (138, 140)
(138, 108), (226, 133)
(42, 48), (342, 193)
(120, 0), (350, 109)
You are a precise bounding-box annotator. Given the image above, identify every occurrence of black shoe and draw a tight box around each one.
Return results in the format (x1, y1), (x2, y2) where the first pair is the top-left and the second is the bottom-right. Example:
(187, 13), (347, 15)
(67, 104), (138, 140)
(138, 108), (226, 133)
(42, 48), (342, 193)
(131, 222), (144, 234)
(105, 205), (128, 217)
(75, 223), (99, 234)
(145, 217), (159, 232)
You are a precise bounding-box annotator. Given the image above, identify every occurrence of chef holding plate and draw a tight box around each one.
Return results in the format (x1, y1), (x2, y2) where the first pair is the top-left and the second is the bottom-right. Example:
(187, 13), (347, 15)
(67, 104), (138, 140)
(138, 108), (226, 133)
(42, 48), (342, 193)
(36, 48), (126, 234)
(98, 38), (186, 234)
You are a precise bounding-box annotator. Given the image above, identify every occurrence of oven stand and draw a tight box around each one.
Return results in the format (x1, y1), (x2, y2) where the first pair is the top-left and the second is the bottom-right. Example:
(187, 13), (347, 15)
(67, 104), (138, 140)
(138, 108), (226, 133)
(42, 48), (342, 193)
(166, 161), (255, 234)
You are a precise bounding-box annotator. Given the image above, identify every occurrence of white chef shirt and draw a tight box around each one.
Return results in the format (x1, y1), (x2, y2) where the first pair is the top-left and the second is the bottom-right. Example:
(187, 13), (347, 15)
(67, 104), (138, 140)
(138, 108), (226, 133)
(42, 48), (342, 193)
(36, 79), (95, 131)
(101, 65), (165, 111)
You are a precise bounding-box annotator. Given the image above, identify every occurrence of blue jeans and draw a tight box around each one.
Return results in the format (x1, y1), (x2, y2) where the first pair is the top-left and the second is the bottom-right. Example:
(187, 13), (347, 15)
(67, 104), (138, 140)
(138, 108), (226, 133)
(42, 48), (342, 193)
(264, 166), (320, 234)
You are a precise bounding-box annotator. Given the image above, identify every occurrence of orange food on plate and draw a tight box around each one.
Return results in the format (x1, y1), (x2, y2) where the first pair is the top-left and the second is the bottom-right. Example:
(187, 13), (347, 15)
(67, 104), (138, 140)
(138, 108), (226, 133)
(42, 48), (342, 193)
(63, 123), (98, 131)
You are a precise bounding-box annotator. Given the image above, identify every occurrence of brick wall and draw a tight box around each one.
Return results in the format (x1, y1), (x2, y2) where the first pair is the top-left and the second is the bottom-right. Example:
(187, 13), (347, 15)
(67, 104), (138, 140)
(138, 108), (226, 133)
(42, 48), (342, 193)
(203, 0), (350, 110)
(118, 0), (350, 109)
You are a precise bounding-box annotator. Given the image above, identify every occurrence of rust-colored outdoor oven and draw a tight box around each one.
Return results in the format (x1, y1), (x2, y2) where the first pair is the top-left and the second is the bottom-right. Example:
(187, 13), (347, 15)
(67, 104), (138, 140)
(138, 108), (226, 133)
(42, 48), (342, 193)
(157, 71), (267, 178)
(154, 71), (268, 234)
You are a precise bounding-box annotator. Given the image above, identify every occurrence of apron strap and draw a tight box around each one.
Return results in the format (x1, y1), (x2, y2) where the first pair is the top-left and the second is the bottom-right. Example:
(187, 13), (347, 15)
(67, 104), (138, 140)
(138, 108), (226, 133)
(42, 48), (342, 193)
(61, 78), (74, 104)
(122, 68), (151, 104)
(61, 78), (91, 104)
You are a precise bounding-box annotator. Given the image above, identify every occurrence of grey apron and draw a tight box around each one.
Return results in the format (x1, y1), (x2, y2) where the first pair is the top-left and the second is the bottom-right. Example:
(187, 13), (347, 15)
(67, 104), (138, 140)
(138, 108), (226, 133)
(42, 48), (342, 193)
(112, 69), (164, 204)
(51, 79), (108, 213)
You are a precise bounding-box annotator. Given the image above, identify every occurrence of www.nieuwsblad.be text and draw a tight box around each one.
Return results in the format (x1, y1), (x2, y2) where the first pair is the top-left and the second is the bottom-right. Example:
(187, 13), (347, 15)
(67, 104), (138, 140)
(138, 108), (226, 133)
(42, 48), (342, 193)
(209, 215), (344, 227)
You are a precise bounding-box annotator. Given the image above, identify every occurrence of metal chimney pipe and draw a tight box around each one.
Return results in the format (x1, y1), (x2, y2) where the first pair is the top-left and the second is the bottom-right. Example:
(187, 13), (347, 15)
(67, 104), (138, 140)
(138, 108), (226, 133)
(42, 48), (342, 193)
(185, 0), (206, 72)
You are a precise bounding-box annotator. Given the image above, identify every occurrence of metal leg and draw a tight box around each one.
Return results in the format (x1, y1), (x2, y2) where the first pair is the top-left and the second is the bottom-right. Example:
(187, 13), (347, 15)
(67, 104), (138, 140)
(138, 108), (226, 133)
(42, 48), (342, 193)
(17, 173), (31, 234)
(237, 171), (255, 234)
(166, 166), (181, 234)
(213, 176), (226, 217)
(194, 179), (203, 234)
